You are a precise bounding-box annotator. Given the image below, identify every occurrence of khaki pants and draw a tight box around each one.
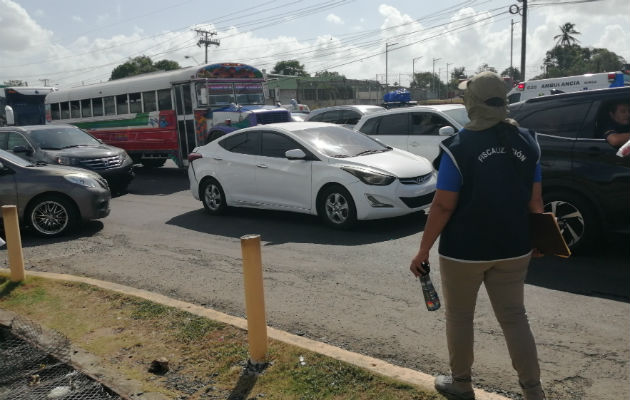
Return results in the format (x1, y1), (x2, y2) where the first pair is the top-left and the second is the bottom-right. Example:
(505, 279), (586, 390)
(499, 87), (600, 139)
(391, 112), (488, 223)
(439, 255), (541, 388)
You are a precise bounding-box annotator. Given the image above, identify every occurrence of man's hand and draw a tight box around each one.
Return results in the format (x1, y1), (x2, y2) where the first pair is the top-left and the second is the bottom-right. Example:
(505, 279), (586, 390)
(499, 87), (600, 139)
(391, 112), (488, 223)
(410, 250), (430, 277)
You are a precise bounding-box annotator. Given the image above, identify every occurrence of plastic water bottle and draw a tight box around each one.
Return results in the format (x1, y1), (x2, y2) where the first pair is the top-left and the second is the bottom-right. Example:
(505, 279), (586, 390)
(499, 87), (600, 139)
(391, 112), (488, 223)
(419, 262), (441, 311)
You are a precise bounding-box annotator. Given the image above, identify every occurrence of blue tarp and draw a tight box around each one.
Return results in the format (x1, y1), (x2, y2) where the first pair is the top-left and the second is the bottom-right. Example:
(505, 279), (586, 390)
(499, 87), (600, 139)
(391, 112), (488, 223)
(383, 89), (412, 103)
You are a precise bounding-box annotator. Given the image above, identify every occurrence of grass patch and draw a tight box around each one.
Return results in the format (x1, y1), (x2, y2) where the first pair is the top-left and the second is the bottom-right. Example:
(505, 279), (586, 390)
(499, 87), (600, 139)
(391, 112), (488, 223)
(130, 300), (170, 319)
(0, 273), (443, 399)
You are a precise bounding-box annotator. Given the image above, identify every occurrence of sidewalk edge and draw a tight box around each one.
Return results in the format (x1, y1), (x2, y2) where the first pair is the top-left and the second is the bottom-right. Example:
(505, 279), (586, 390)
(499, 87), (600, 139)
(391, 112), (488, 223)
(0, 269), (510, 400)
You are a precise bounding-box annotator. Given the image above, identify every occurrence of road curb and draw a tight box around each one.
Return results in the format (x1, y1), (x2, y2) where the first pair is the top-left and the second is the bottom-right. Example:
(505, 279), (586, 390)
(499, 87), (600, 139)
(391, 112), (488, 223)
(1, 269), (511, 400)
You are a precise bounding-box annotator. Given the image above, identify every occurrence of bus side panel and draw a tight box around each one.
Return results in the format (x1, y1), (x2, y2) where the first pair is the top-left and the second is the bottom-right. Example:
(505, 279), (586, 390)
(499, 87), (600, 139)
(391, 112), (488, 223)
(78, 110), (179, 152)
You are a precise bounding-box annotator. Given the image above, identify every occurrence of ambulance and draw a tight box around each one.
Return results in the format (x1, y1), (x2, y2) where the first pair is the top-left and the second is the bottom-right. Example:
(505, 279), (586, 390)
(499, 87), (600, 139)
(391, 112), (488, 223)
(507, 71), (629, 104)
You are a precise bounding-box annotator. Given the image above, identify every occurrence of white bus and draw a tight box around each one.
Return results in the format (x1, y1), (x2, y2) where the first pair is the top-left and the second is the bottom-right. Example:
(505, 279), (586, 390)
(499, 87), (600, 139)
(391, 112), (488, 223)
(45, 63), (291, 168)
(507, 71), (629, 104)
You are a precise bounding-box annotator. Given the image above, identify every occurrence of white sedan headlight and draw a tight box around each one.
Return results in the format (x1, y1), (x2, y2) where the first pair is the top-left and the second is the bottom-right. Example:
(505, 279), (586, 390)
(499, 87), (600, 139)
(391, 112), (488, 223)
(64, 174), (99, 188)
(341, 166), (395, 186)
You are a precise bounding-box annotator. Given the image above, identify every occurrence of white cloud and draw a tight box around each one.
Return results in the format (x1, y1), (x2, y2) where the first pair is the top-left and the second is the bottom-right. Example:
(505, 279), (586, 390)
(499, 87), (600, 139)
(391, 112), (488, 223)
(72, 15), (83, 23)
(326, 14), (343, 25)
(97, 14), (109, 24)
(0, 2), (627, 88)
(0, 0), (53, 52)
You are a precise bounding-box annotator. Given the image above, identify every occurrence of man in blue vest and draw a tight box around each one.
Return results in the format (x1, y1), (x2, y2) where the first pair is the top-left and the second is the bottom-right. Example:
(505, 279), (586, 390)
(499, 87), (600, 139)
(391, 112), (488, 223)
(410, 71), (546, 400)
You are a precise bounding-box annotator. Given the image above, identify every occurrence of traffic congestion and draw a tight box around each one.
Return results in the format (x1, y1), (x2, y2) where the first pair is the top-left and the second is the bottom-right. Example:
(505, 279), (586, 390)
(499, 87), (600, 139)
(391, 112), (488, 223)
(1, 2), (629, 399)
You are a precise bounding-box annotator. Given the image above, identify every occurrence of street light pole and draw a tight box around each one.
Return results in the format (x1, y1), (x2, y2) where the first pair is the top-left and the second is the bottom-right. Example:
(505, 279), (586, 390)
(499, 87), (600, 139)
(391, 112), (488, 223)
(446, 62), (452, 97)
(412, 56), (423, 86)
(432, 57), (441, 97)
(386, 42), (398, 87)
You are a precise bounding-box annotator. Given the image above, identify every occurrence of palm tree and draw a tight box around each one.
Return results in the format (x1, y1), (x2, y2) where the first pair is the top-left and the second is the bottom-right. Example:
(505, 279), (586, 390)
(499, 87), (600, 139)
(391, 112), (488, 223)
(554, 23), (581, 47)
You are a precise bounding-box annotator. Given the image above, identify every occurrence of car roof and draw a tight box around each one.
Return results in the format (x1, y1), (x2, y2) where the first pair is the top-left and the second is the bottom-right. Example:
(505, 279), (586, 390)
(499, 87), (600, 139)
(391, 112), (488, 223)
(359, 103), (465, 118)
(309, 104), (384, 115)
(514, 86), (630, 106)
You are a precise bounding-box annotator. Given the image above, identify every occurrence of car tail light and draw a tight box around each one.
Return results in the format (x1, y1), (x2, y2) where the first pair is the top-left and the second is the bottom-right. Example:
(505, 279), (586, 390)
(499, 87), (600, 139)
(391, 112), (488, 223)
(187, 152), (202, 162)
(517, 83), (525, 91)
(608, 73), (616, 82)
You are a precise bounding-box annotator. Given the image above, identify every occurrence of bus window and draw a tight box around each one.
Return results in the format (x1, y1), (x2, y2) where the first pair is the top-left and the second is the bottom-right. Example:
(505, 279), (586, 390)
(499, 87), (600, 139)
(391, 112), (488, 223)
(208, 83), (235, 106)
(116, 94), (129, 115)
(60, 102), (70, 119)
(104, 96), (115, 115)
(157, 89), (172, 110)
(93, 98), (103, 117)
(81, 99), (92, 118)
(70, 100), (80, 118)
(143, 91), (157, 112)
(129, 92), (142, 114)
(51, 103), (60, 120)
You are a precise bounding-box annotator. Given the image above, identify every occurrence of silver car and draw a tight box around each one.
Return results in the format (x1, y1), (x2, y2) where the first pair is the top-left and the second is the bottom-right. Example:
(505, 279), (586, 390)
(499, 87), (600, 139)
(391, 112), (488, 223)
(0, 149), (110, 237)
(305, 105), (385, 128)
(353, 104), (470, 162)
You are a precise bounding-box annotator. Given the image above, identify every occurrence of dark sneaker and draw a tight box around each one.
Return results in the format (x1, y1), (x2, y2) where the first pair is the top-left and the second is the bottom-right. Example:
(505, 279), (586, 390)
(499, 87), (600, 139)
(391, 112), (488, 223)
(435, 375), (475, 400)
(520, 381), (546, 400)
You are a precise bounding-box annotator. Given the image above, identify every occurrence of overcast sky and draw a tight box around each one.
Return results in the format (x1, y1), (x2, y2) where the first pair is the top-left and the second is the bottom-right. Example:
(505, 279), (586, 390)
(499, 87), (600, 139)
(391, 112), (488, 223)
(1, 0), (628, 88)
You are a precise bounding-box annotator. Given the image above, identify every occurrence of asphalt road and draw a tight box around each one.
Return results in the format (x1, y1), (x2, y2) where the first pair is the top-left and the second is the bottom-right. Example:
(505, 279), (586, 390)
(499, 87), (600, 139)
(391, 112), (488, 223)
(3, 162), (629, 399)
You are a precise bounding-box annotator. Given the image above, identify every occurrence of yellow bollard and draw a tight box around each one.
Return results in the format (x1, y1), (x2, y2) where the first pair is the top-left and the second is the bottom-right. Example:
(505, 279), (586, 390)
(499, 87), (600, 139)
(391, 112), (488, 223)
(240, 234), (267, 364)
(2, 205), (25, 282)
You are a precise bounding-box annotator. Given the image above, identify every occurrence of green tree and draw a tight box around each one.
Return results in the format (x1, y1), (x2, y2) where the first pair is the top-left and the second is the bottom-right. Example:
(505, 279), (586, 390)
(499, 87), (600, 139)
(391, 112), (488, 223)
(271, 60), (309, 76)
(2, 80), (27, 86)
(475, 63), (497, 74)
(110, 56), (180, 80)
(449, 66), (467, 92)
(314, 70), (345, 79)
(537, 45), (625, 79)
(554, 22), (581, 47)
(589, 48), (626, 73)
(411, 71), (446, 96)
(500, 67), (522, 81)
(153, 60), (180, 71)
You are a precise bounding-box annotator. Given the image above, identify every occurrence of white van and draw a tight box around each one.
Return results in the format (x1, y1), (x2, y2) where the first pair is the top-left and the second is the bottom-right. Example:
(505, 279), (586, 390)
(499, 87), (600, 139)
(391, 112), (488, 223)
(507, 71), (628, 104)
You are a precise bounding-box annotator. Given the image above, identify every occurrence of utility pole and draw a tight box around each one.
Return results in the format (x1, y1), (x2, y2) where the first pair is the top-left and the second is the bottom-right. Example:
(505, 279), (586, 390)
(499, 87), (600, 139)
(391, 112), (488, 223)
(412, 56), (423, 86)
(385, 42), (398, 87)
(194, 28), (220, 64)
(520, 0), (527, 81)
(432, 57), (441, 98)
(510, 19), (519, 80)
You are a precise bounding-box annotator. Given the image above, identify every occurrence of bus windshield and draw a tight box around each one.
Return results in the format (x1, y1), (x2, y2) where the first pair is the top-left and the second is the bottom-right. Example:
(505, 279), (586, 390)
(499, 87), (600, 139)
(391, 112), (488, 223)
(206, 83), (264, 106)
(235, 83), (264, 105)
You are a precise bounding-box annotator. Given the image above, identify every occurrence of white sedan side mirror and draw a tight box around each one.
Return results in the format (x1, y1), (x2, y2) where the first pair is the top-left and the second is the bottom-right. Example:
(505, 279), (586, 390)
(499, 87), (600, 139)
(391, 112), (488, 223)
(439, 126), (456, 136)
(285, 149), (306, 160)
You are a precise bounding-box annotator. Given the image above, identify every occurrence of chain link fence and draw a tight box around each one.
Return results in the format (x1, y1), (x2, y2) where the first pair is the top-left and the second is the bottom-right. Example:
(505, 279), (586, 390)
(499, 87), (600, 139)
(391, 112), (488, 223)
(0, 316), (122, 400)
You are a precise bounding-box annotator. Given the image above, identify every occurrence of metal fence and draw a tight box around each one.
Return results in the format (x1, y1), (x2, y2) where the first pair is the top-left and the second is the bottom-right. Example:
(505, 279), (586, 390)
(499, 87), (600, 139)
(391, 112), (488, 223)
(0, 316), (121, 400)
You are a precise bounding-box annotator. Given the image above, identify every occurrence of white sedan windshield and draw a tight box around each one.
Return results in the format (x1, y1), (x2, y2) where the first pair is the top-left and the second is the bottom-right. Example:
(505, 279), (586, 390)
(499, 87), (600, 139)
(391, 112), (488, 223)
(296, 125), (390, 158)
(443, 108), (470, 127)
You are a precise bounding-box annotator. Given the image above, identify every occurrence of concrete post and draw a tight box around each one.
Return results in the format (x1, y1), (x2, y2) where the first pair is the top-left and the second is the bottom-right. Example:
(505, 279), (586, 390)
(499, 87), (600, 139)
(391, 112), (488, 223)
(240, 234), (267, 364)
(2, 205), (25, 282)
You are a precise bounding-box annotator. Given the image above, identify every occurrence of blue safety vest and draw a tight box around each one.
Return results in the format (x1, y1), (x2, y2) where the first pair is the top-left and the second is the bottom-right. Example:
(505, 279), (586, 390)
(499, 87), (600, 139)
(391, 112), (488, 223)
(438, 122), (540, 261)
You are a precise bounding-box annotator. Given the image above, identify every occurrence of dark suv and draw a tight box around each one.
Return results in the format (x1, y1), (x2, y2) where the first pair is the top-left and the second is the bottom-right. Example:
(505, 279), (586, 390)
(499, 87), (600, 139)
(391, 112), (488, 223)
(508, 86), (630, 251)
(0, 124), (134, 193)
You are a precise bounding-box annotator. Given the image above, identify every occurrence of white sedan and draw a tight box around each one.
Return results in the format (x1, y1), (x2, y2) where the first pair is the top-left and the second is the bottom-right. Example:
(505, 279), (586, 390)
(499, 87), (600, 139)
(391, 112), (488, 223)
(187, 122), (436, 228)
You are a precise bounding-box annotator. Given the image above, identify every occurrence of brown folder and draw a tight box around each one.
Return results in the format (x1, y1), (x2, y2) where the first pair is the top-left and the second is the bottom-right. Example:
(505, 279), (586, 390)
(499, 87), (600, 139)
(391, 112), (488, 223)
(530, 212), (571, 258)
